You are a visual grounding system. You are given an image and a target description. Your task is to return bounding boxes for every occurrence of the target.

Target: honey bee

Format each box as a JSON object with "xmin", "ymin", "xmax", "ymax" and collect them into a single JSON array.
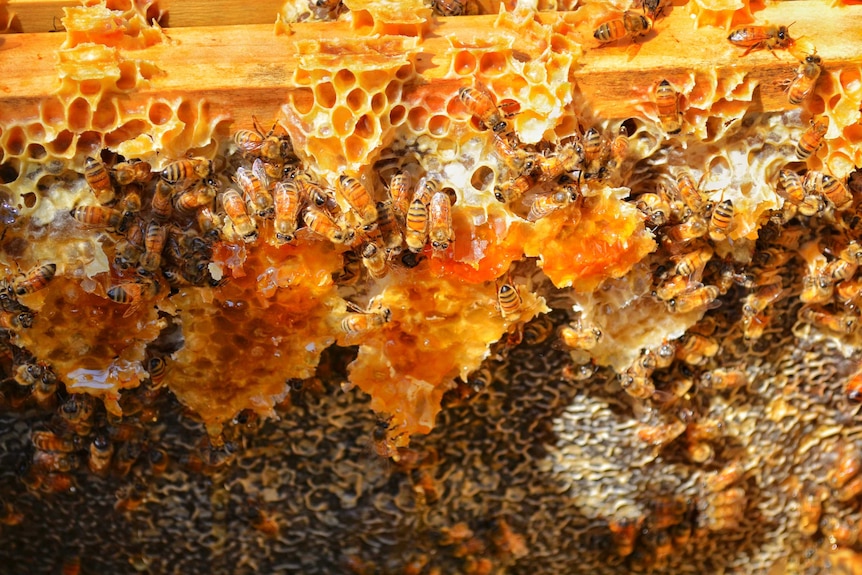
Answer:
[
  {"xmin": 655, "ymin": 80, "xmax": 682, "ymax": 135},
  {"xmin": 700, "ymin": 367, "xmax": 748, "ymax": 392},
  {"xmin": 173, "ymin": 183, "xmax": 216, "ymax": 215},
  {"xmin": 667, "ymin": 284, "xmax": 720, "ymax": 314},
  {"xmin": 234, "ymin": 117, "xmax": 293, "ymax": 163},
  {"xmin": 704, "ymin": 486, "xmax": 746, "ymax": 531},
  {"xmin": 234, "ymin": 163, "xmax": 274, "ymax": 218},
  {"xmin": 33, "ymin": 450, "xmax": 78, "ymax": 473},
  {"xmin": 826, "ymin": 258, "xmax": 857, "ymax": 283},
  {"xmin": 107, "ymin": 279, "xmax": 159, "ymax": 317},
  {"xmin": 113, "ymin": 440, "xmax": 143, "ymax": 478},
  {"xmin": 360, "ymin": 242, "xmax": 388, "ymax": 279},
  {"xmin": 528, "ymin": 189, "xmax": 575, "ymax": 221},
  {"xmin": 796, "ymin": 116, "xmax": 828, "ymax": 160},
  {"xmin": 32, "ymin": 430, "xmax": 77, "ymax": 453},
  {"xmin": 800, "ymin": 273, "xmax": 833, "ymax": 304},
  {"xmin": 428, "ymin": 191, "xmax": 454, "ymax": 251},
  {"xmin": 637, "ymin": 420, "xmax": 686, "ymax": 447},
  {"xmin": 593, "ymin": 11, "xmax": 652, "ymax": 44},
  {"xmin": 822, "ymin": 516, "xmax": 859, "ymax": 547},
  {"xmin": 375, "ymin": 200, "xmax": 403, "ymax": 257},
  {"xmin": 149, "ymin": 179, "xmax": 173, "ymax": 221},
  {"xmin": 798, "ymin": 191, "xmax": 826, "ymax": 217},
  {"xmin": 304, "ymin": 206, "xmax": 351, "ymax": 244},
  {"xmin": 727, "ymin": 24, "xmax": 794, "ymax": 56},
  {"xmin": 405, "ymin": 197, "xmax": 429, "ymax": 253},
  {"xmin": 494, "ymin": 171, "xmax": 537, "ymax": 203},
  {"xmin": 31, "ymin": 372, "xmax": 58, "ymax": 409},
  {"xmin": 559, "ymin": 319, "xmax": 603, "ymax": 350},
  {"xmin": 113, "ymin": 159, "xmax": 152, "ymax": 186},
  {"xmin": 806, "ymin": 170, "xmax": 852, "ymax": 211},
  {"xmin": 846, "ymin": 366, "xmax": 862, "ymax": 402},
  {"xmin": 608, "ymin": 516, "xmax": 644, "ymax": 557},
  {"xmin": 777, "ymin": 168, "xmax": 806, "ymax": 206},
  {"xmin": 148, "ymin": 447, "xmax": 169, "ymax": 475},
  {"xmin": 138, "ymin": 220, "xmax": 167, "ymax": 276},
  {"xmin": 676, "ymin": 331, "xmax": 719, "ymax": 364},
  {"xmin": 635, "ymin": 192, "xmax": 671, "ymax": 227},
  {"xmin": 431, "ymin": 0, "xmax": 467, "ymax": 16},
  {"xmin": 246, "ymin": 502, "xmax": 280, "ymax": 537},
  {"xmin": 59, "ymin": 394, "xmax": 95, "ymax": 436},
  {"xmin": 829, "ymin": 443, "xmax": 862, "ymax": 489},
  {"xmin": 338, "ymin": 175, "xmax": 377, "ymax": 229},
  {"xmin": 837, "ymin": 474, "xmax": 862, "ymax": 503},
  {"xmin": 663, "ymin": 215, "xmax": 708, "ymax": 244},
  {"xmin": 497, "ymin": 281, "xmax": 522, "ymax": 319},
  {"xmin": 197, "ymin": 205, "xmax": 222, "ymax": 239},
  {"xmin": 535, "ymin": 145, "xmax": 583, "ymax": 182},
  {"xmin": 648, "ymin": 496, "xmax": 687, "ymax": 530},
  {"xmin": 272, "ymin": 180, "xmax": 301, "ymax": 245},
  {"xmin": 12, "ymin": 263, "xmax": 56, "ymax": 296},
  {"xmin": 84, "ymin": 156, "xmax": 114, "ymax": 202},
  {"xmin": 494, "ymin": 135, "xmax": 538, "ymax": 175},
  {"xmin": 459, "ymin": 85, "xmax": 507, "ymax": 134},
  {"xmin": 787, "ymin": 54, "xmax": 822, "ymax": 105},
  {"xmin": 619, "ymin": 368, "xmax": 655, "ymax": 400},
  {"xmin": 672, "ymin": 244, "xmax": 713, "ymax": 277},
  {"xmin": 341, "ymin": 301, "xmax": 392, "ymax": 337},
  {"xmin": 388, "ymin": 170, "xmax": 413, "ymax": 217},
  {"xmin": 115, "ymin": 480, "xmax": 146, "ymax": 513},
  {"xmin": 798, "ymin": 487, "xmax": 825, "ymax": 536},
  {"xmin": 161, "ymin": 157, "xmax": 212, "ymax": 184},
  {"xmin": 70, "ymin": 205, "xmax": 123, "ymax": 229},
  {"xmin": 608, "ymin": 126, "xmax": 629, "ymax": 170},
  {"xmin": 117, "ymin": 186, "xmax": 142, "ymax": 230},
  {"xmin": 88, "ymin": 432, "xmax": 113, "ymax": 477},
  {"xmin": 708, "ymin": 198, "xmax": 734, "ymax": 242},
  {"xmin": 705, "ymin": 460, "xmax": 744, "ymax": 493},
  {"xmin": 801, "ymin": 306, "xmax": 859, "ymax": 334},
  {"xmin": 221, "ymin": 188, "xmax": 259, "ymax": 242},
  {"xmin": 742, "ymin": 282, "xmax": 787, "ymax": 318}
]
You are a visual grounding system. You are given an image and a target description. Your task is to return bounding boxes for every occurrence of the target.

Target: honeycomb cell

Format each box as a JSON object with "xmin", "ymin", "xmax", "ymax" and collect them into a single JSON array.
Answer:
[
  {"xmin": 177, "ymin": 100, "xmax": 196, "ymax": 126},
  {"xmin": 0, "ymin": 159, "xmax": 20, "ymax": 184},
  {"xmin": 407, "ymin": 107, "xmax": 429, "ymax": 133},
  {"xmin": 360, "ymin": 70, "xmax": 391, "ymax": 93},
  {"xmin": 478, "ymin": 51, "xmax": 508, "ymax": 77},
  {"xmin": 334, "ymin": 69, "xmax": 357, "ymax": 93},
  {"xmin": 291, "ymin": 88, "xmax": 315, "ymax": 115},
  {"xmin": 148, "ymin": 101, "xmax": 173, "ymax": 125},
  {"xmin": 385, "ymin": 81, "xmax": 402, "ymax": 104},
  {"xmin": 845, "ymin": 123, "xmax": 862, "ymax": 144},
  {"xmin": 428, "ymin": 115, "xmax": 451, "ymax": 136},
  {"xmin": 840, "ymin": 67, "xmax": 862, "ymax": 93},
  {"xmin": 354, "ymin": 114, "xmax": 376, "ymax": 139},
  {"xmin": 345, "ymin": 135, "xmax": 367, "ymax": 164},
  {"xmin": 116, "ymin": 61, "xmax": 139, "ymax": 91},
  {"xmin": 76, "ymin": 130, "xmax": 103, "ymax": 154},
  {"xmin": 454, "ymin": 51, "xmax": 478, "ymax": 75},
  {"xmin": 21, "ymin": 192, "xmax": 36, "ymax": 208},
  {"xmin": 26, "ymin": 123, "xmax": 45, "ymax": 142},
  {"xmin": 27, "ymin": 144, "xmax": 47, "ymax": 160},
  {"xmin": 470, "ymin": 165, "xmax": 494, "ymax": 191},
  {"xmin": 346, "ymin": 89, "xmax": 368, "ymax": 113},
  {"xmin": 389, "ymin": 105, "xmax": 407, "ymax": 126},
  {"xmin": 67, "ymin": 97, "xmax": 92, "ymax": 132},
  {"xmin": 106, "ymin": 0, "xmax": 132, "ymax": 12},
  {"xmin": 4, "ymin": 125, "xmax": 26, "ymax": 156},
  {"xmin": 105, "ymin": 120, "xmax": 148, "ymax": 148},
  {"xmin": 294, "ymin": 69, "xmax": 313, "ymax": 86},
  {"xmin": 396, "ymin": 64, "xmax": 414, "ymax": 81},
  {"xmin": 79, "ymin": 79, "xmax": 103, "ymax": 97},
  {"xmin": 332, "ymin": 106, "xmax": 354, "ymax": 137},
  {"xmin": 315, "ymin": 83, "xmax": 338, "ymax": 109},
  {"xmin": 92, "ymin": 100, "xmax": 118, "ymax": 131},
  {"xmin": 370, "ymin": 92, "xmax": 386, "ymax": 115},
  {"xmin": 40, "ymin": 98, "xmax": 66, "ymax": 126}
]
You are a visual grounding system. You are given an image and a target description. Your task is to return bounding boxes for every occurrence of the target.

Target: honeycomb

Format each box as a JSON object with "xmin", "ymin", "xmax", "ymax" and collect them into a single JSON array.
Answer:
[{"xmin": 2, "ymin": 0, "xmax": 862, "ymax": 573}]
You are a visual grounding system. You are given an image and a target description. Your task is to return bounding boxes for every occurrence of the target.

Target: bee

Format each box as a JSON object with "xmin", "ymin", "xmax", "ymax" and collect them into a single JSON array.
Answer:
[
  {"xmin": 148, "ymin": 179, "xmax": 173, "ymax": 221},
  {"xmin": 234, "ymin": 164, "xmax": 274, "ymax": 218},
  {"xmin": 84, "ymin": 156, "xmax": 114, "ymax": 202},
  {"xmin": 837, "ymin": 474, "xmax": 862, "ymax": 502},
  {"xmin": 796, "ymin": 116, "xmax": 828, "ymax": 160},
  {"xmin": 672, "ymin": 245, "xmax": 713, "ymax": 277},
  {"xmin": 138, "ymin": 220, "xmax": 167, "ymax": 276},
  {"xmin": 492, "ymin": 518, "xmax": 528, "ymax": 559},
  {"xmin": 70, "ymin": 205, "xmax": 123, "ymax": 229},
  {"xmin": 648, "ymin": 496, "xmax": 687, "ymax": 530},
  {"xmin": 838, "ymin": 278, "xmax": 862, "ymax": 307},
  {"xmin": 708, "ymin": 199, "xmax": 734, "ymax": 241},
  {"xmin": 497, "ymin": 281, "xmax": 522, "ymax": 319},
  {"xmin": 458, "ymin": 85, "xmax": 507, "ymax": 134},
  {"xmin": 829, "ymin": 443, "xmax": 862, "ymax": 489},
  {"xmin": 246, "ymin": 502, "xmax": 280, "ymax": 537},
  {"xmin": 494, "ymin": 171, "xmax": 537, "ymax": 203},
  {"xmin": 88, "ymin": 432, "xmax": 113, "ymax": 476},
  {"xmin": 431, "ymin": 0, "xmax": 466, "ymax": 16},
  {"xmin": 304, "ymin": 206, "xmax": 351, "ymax": 244},
  {"xmin": 405, "ymin": 197, "xmax": 429, "ymax": 253},
  {"xmin": 787, "ymin": 54, "xmax": 822, "ymax": 105},
  {"xmin": 826, "ymin": 258, "xmax": 857, "ymax": 283},
  {"xmin": 31, "ymin": 372, "xmax": 58, "ymax": 409},
  {"xmin": 535, "ymin": 145, "xmax": 583, "ymax": 182},
  {"xmin": 161, "ymin": 157, "xmax": 211, "ymax": 184},
  {"xmin": 272, "ymin": 180, "xmax": 301, "ymax": 245},
  {"xmin": 388, "ymin": 170, "xmax": 413, "ymax": 217},
  {"xmin": 115, "ymin": 480, "xmax": 146, "ymax": 513},
  {"xmin": 32, "ymin": 430, "xmax": 77, "ymax": 453},
  {"xmin": 341, "ymin": 301, "xmax": 392, "ymax": 337},
  {"xmin": 197, "ymin": 205, "xmax": 222, "ymax": 239},
  {"xmin": 704, "ymin": 486, "xmax": 746, "ymax": 531},
  {"xmin": 375, "ymin": 200, "xmax": 403, "ymax": 256},
  {"xmin": 635, "ymin": 192, "xmax": 671, "ymax": 227},
  {"xmin": 338, "ymin": 175, "xmax": 377, "ymax": 229},
  {"xmin": 806, "ymin": 170, "xmax": 852, "ymax": 211},
  {"xmin": 777, "ymin": 168, "xmax": 806, "ymax": 206},
  {"xmin": 148, "ymin": 447, "xmax": 169, "ymax": 476},
  {"xmin": 234, "ymin": 117, "xmax": 293, "ymax": 163},
  {"xmin": 799, "ymin": 487, "xmax": 825, "ymax": 536},
  {"xmin": 528, "ymin": 189, "xmax": 575, "ymax": 221},
  {"xmin": 705, "ymin": 460, "xmax": 744, "ymax": 493},
  {"xmin": 33, "ymin": 449, "xmax": 78, "ymax": 473},
  {"xmin": 113, "ymin": 159, "xmax": 152, "ymax": 186},
  {"xmin": 361, "ymin": 242, "xmax": 388, "ymax": 279},
  {"xmin": 801, "ymin": 306, "xmax": 859, "ymax": 334},
  {"xmin": 608, "ymin": 126, "xmax": 629, "ymax": 170},
  {"xmin": 619, "ymin": 368, "xmax": 655, "ymax": 400},
  {"xmin": 822, "ymin": 516, "xmax": 859, "ymax": 547},
  {"xmin": 667, "ymin": 285, "xmax": 720, "ymax": 314},
  {"xmin": 700, "ymin": 367, "xmax": 748, "ymax": 392},
  {"xmin": 846, "ymin": 366, "xmax": 862, "ymax": 402},
  {"xmin": 559, "ymin": 319, "xmax": 603, "ymax": 350},
  {"xmin": 593, "ymin": 11, "xmax": 652, "ymax": 44},
  {"xmin": 428, "ymin": 191, "xmax": 454, "ymax": 251},
  {"xmin": 581, "ymin": 127, "xmax": 608, "ymax": 179},
  {"xmin": 495, "ymin": 135, "xmax": 538, "ymax": 175},
  {"xmin": 59, "ymin": 394, "xmax": 95, "ymax": 436},
  {"xmin": 608, "ymin": 516, "xmax": 643, "ymax": 557},
  {"xmin": 113, "ymin": 440, "xmax": 143, "ymax": 478},
  {"xmin": 742, "ymin": 282, "xmax": 787, "ymax": 318},
  {"xmin": 107, "ymin": 280, "xmax": 159, "ymax": 317},
  {"xmin": 12, "ymin": 263, "xmax": 56, "ymax": 296},
  {"xmin": 676, "ymin": 332, "xmax": 719, "ymax": 364},
  {"xmin": 800, "ymin": 273, "xmax": 833, "ymax": 304},
  {"xmin": 663, "ymin": 215, "xmax": 708, "ymax": 244},
  {"xmin": 221, "ymin": 188, "xmax": 259, "ymax": 242},
  {"xmin": 655, "ymin": 80, "xmax": 682, "ymax": 135},
  {"xmin": 727, "ymin": 24, "xmax": 794, "ymax": 56},
  {"xmin": 413, "ymin": 177, "xmax": 438, "ymax": 206}
]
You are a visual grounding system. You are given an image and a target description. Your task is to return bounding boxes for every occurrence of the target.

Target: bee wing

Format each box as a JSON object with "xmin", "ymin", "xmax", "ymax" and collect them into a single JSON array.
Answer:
[
  {"xmin": 728, "ymin": 28, "xmax": 770, "ymax": 47},
  {"xmin": 252, "ymin": 158, "xmax": 270, "ymax": 189}
]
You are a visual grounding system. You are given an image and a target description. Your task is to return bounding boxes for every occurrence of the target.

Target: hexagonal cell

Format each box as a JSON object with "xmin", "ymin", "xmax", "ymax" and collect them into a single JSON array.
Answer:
[
  {"xmin": 40, "ymin": 98, "xmax": 66, "ymax": 126},
  {"xmin": 344, "ymin": 134, "xmax": 367, "ymax": 164},
  {"xmin": 117, "ymin": 61, "xmax": 139, "ymax": 91},
  {"xmin": 105, "ymin": 120, "xmax": 148, "ymax": 148},
  {"xmin": 76, "ymin": 131, "xmax": 103, "ymax": 154},
  {"xmin": 3, "ymin": 125, "xmax": 27, "ymax": 156},
  {"xmin": 67, "ymin": 97, "xmax": 92, "ymax": 132},
  {"xmin": 148, "ymin": 101, "xmax": 174, "ymax": 126},
  {"xmin": 360, "ymin": 70, "xmax": 391, "ymax": 93},
  {"xmin": 389, "ymin": 105, "xmax": 407, "ymax": 127},
  {"xmin": 354, "ymin": 114, "xmax": 377, "ymax": 140},
  {"xmin": 407, "ymin": 106, "xmax": 429, "ymax": 133},
  {"xmin": 332, "ymin": 106, "xmax": 355, "ymax": 138},
  {"xmin": 27, "ymin": 143, "xmax": 47, "ymax": 161},
  {"xmin": 370, "ymin": 92, "xmax": 387, "ymax": 115},
  {"xmin": 385, "ymin": 81, "xmax": 403, "ymax": 105},
  {"xmin": 334, "ymin": 69, "xmax": 357, "ymax": 93},
  {"xmin": 291, "ymin": 88, "xmax": 315, "ymax": 115},
  {"xmin": 93, "ymin": 99, "xmax": 119, "ymax": 132},
  {"xmin": 346, "ymin": 88, "xmax": 368, "ymax": 113},
  {"xmin": 428, "ymin": 115, "xmax": 451, "ymax": 137},
  {"xmin": 48, "ymin": 130, "xmax": 75, "ymax": 156},
  {"xmin": 80, "ymin": 79, "xmax": 103, "ymax": 97},
  {"xmin": 0, "ymin": 159, "xmax": 20, "ymax": 184},
  {"xmin": 478, "ymin": 51, "xmax": 509, "ymax": 77},
  {"xmin": 453, "ymin": 50, "xmax": 478, "ymax": 76},
  {"xmin": 177, "ymin": 99, "xmax": 197, "ymax": 126},
  {"xmin": 315, "ymin": 82, "xmax": 338, "ymax": 110}
]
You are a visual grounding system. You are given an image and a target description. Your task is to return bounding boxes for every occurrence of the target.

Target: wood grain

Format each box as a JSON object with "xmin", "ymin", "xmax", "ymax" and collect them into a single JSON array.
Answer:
[{"xmin": 0, "ymin": 1, "xmax": 860, "ymax": 137}]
